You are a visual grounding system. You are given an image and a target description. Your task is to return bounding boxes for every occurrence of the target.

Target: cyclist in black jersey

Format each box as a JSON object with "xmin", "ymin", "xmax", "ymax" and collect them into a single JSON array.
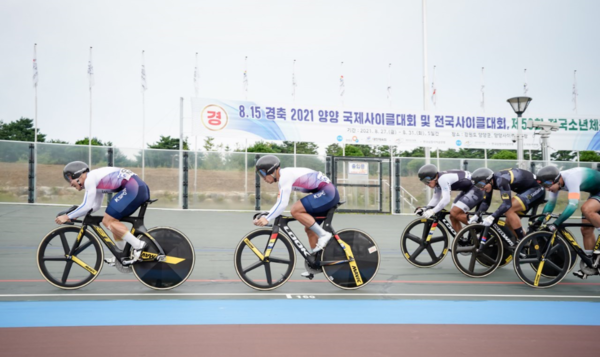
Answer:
[
  {"xmin": 471, "ymin": 167, "xmax": 544, "ymax": 242},
  {"xmin": 417, "ymin": 164, "xmax": 484, "ymax": 233}
]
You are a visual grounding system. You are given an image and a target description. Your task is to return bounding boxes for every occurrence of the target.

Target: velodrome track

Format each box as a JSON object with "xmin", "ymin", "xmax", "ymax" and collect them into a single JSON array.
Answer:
[{"xmin": 1, "ymin": 203, "xmax": 599, "ymax": 356}]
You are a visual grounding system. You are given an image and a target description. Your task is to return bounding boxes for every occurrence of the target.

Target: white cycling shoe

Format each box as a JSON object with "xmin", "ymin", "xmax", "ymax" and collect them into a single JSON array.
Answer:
[{"xmin": 311, "ymin": 232, "xmax": 332, "ymax": 254}]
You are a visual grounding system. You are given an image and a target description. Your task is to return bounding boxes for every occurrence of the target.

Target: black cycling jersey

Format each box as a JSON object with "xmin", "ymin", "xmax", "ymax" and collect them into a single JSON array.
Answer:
[{"xmin": 477, "ymin": 168, "xmax": 540, "ymax": 218}]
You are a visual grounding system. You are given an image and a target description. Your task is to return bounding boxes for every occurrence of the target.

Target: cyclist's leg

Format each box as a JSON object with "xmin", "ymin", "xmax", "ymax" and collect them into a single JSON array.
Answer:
[
  {"xmin": 104, "ymin": 176, "xmax": 149, "ymax": 252},
  {"xmin": 510, "ymin": 186, "xmax": 544, "ymax": 241},
  {"xmin": 293, "ymin": 184, "xmax": 339, "ymax": 252},
  {"xmin": 451, "ymin": 188, "xmax": 483, "ymax": 232},
  {"xmin": 580, "ymin": 196, "xmax": 600, "ymax": 250}
]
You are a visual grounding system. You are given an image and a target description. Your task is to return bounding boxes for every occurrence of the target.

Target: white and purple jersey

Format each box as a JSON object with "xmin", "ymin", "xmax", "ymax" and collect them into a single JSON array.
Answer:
[
  {"xmin": 68, "ymin": 167, "xmax": 136, "ymax": 219},
  {"xmin": 265, "ymin": 168, "xmax": 331, "ymax": 221}
]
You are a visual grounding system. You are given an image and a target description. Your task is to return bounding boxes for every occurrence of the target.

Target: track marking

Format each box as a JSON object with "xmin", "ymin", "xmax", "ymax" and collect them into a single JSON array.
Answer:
[{"xmin": 1, "ymin": 292, "xmax": 600, "ymax": 299}]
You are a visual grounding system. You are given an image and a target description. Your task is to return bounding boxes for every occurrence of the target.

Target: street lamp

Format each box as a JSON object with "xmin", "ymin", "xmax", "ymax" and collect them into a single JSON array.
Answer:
[{"xmin": 507, "ymin": 96, "xmax": 532, "ymax": 169}]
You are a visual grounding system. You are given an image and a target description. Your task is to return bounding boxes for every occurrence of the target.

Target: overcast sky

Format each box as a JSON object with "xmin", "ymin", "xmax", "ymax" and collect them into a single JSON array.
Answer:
[{"xmin": 1, "ymin": 0, "xmax": 598, "ymax": 150}]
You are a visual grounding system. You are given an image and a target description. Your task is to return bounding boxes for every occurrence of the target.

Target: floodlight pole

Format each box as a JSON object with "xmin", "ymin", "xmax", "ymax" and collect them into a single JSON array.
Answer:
[{"xmin": 507, "ymin": 96, "xmax": 532, "ymax": 170}]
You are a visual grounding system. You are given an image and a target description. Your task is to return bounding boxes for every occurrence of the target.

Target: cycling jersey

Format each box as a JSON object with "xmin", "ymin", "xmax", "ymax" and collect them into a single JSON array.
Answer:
[
  {"xmin": 427, "ymin": 170, "xmax": 477, "ymax": 213},
  {"xmin": 542, "ymin": 167, "xmax": 600, "ymax": 226},
  {"xmin": 68, "ymin": 167, "xmax": 139, "ymax": 219},
  {"xmin": 265, "ymin": 168, "xmax": 335, "ymax": 221},
  {"xmin": 478, "ymin": 168, "xmax": 542, "ymax": 219}
]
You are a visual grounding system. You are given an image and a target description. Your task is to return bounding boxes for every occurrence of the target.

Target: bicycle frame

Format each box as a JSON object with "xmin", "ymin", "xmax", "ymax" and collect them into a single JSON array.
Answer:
[
  {"xmin": 66, "ymin": 201, "xmax": 168, "ymax": 269},
  {"xmin": 244, "ymin": 206, "xmax": 365, "ymax": 286}
]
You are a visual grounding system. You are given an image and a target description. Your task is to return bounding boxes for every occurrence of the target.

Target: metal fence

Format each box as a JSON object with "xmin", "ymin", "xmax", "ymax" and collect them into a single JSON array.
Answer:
[{"xmin": 1, "ymin": 139, "xmax": 599, "ymax": 216}]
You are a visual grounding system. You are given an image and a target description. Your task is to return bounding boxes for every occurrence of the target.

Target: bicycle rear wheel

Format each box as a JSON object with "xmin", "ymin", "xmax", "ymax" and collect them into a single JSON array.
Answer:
[
  {"xmin": 523, "ymin": 231, "xmax": 577, "ymax": 277},
  {"xmin": 451, "ymin": 224, "xmax": 503, "ymax": 278},
  {"xmin": 513, "ymin": 232, "xmax": 571, "ymax": 288},
  {"xmin": 322, "ymin": 229, "xmax": 380, "ymax": 290},
  {"xmin": 132, "ymin": 227, "xmax": 195, "ymax": 290},
  {"xmin": 400, "ymin": 218, "xmax": 449, "ymax": 268},
  {"xmin": 37, "ymin": 226, "xmax": 103, "ymax": 289},
  {"xmin": 234, "ymin": 229, "xmax": 295, "ymax": 291}
]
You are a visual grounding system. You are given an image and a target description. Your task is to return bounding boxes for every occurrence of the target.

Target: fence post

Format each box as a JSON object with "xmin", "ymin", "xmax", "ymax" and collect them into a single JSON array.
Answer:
[
  {"xmin": 107, "ymin": 148, "xmax": 114, "ymax": 203},
  {"xmin": 28, "ymin": 144, "xmax": 35, "ymax": 203},
  {"xmin": 395, "ymin": 158, "xmax": 400, "ymax": 214},
  {"xmin": 182, "ymin": 152, "xmax": 189, "ymax": 209},
  {"xmin": 325, "ymin": 156, "xmax": 332, "ymax": 181},
  {"xmin": 597, "ymin": 163, "xmax": 600, "ymax": 172},
  {"xmin": 463, "ymin": 159, "xmax": 469, "ymax": 171},
  {"xmin": 530, "ymin": 161, "xmax": 536, "ymax": 173},
  {"xmin": 255, "ymin": 154, "xmax": 261, "ymax": 211}
]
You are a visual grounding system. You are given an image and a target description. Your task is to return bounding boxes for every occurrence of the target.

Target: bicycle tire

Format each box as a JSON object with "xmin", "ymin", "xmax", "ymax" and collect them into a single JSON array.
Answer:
[
  {"xmin": 400, "ymin": 218, "xmax": 449, "ymax": 268},
  {"xmin": 322, "ymin": 229, "xmax": 380, "ymax": 290},
  {"xmin": 525, "ymin": 231, "xmax": 576, "ymax": 277},
  {"xmin": 513, "ymin": 232, "xmax": 571, "ymax": 288},
  {"xmin": 37, "ymin": 226, "xmax": 104, "ymax": 290},
  {"xmin": 132, "ymin": 227, "xmax": 195, "ymax": 290},
  {"xmin": 451, "ymin": 224, "xmax": 503, "ymax": 278},
  {"xmin": 234, "ymin": 228, "xmax": 296, "ymax": 291}
]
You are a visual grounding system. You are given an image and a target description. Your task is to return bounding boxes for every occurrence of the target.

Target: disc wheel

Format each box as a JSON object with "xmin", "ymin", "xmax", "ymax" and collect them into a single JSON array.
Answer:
[
  {"xmin": 400, "ymin": 218, "xmax": 449, "ymax": 268},
  {"xmin": 513, "ymin": 232, "xmax": 571, "ymax": 288},
  {"xmin": 451, "ymin": 224, "xmax": 503, "ymax": 278},
  {"xmin": 234, "ymin": 229, "xmax": 296, "ymax": 291},
  {"xmin": 322, "ymin": 229, "xmax": 380, "ymax": 290},
  {"xmin": 37, "ymin": 226, "xmax": 103, "ymax": 290},
  {"xmin": 132, "ymin": 227, "xmax": 195, "ymax": 290}
]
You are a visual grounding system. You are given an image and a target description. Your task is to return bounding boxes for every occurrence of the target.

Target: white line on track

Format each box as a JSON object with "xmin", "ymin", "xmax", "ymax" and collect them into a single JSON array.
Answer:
[{"xmin": 1, "ymin": 293, "xmax": 600, "ymax": 299}]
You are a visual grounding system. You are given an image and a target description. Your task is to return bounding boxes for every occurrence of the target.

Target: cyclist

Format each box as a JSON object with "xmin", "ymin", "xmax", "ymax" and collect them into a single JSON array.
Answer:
[
  {"xmin": 470, "ymin": 167, "xmax": 544, "ymax": 243},
  {"xmin": 536, "ymin": 165, "xmax": 600, "ymax": 279},
  {"xmin": 54, "ymin": 161, "xmax": 149, "ymax": 265},
  {"xmin": 416, "ymin": 164, "xmax": 484, "ymax": 233},
  {"xmin": 253, "ymin": 155, "xmax": 339, "ymax": 275}
]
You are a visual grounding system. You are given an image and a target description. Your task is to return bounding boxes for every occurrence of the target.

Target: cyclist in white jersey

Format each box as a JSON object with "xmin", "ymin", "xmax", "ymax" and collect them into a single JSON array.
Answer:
[
  {"xmin": 253, "ymin": 155, "xmax": 340, "ymax": 260},
  {"xmin": 54, "ymin": 161, "xmax": 149, "ymax": 265}
]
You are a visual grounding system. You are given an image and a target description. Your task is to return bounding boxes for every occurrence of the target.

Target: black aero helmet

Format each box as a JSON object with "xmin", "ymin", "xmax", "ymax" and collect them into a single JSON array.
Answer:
[
  {"xmin": 471, "ymin": 167, "xmax": 494, "ymax": 189},
  {"xmin": 63, "ymin": 161, "xmax": 89, "ymax": 183},
  {"xmin": 417, "ymin": 164, "xmax": 438, "ymax": 183},
  {"xmin": 536, "ymin": 165, "xmax": 561, "ymax": 188},
  {"xmin": 256, "ymin": 155, "xmax": 280, "ymax": 178}
]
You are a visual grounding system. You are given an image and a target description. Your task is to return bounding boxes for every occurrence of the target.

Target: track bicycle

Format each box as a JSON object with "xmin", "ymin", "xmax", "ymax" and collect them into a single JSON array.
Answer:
[
  {"xmin": 513, "ymin": 213, "xmax": 596, "ymax": 288},
  {"xmin": 450, "ymin": 200, "xmax": 555, "ymax": 278},
  {"xmin": 234, "ymin": 201, "xmax": 380, "ymax": 290},
  {"xmin": 37, "ymin": 199, "xmax": 195, "ymax": 290}
]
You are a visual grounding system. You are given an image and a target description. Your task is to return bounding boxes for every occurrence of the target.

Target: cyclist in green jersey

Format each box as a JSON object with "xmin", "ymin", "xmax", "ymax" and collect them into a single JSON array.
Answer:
[{"xmin": 537, "ymin": 166, "xmax": 600, "ymax": 278}]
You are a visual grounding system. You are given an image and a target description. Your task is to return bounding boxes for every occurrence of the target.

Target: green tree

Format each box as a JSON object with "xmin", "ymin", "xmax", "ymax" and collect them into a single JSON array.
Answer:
[
  {"xmin": 75, "ymin": 137, "xmax": 112, "ymax": 146},
  {"xmin": 245, "ymin": 141, "xmax": 276, "ymax": 153},
  {"xmin": 0, "ymin": 117, "xmax": 46, "ymax": 142},
  {"xmin": 148, "ymin": 135, "xmax": 189, "ymax": 150},
  {"xmin": 47, "ymin": 139, "xmax": 69, "ymax": 144},
  {"xmin": 579, "ymin": 151, "xmax": 600, "ymax": 162},
  {"xmin": 551, "ymin": 150, "xmax": 576, "ymax": 162},
  {"xmin": 203, "ymin": 136, "xmax": 215, "ymax": 151},
  {"xmin": 271, "ymin": 141, "xmax": 318, "ymax": 155},
  {"xmin": 491, "ymin": 150, "xmax": 517, "ymax": 160}
]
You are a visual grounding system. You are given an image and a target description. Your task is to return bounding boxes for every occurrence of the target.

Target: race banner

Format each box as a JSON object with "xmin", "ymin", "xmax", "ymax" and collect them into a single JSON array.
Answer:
[{"xmin": 192, "ymin": 97, "xmax": 600, "ymax": 151}]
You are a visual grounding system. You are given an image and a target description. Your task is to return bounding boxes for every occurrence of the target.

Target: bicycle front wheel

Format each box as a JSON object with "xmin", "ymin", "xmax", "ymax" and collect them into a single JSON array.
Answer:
[
  {"xmin": 451, "ymin": 224, "xmax": 503, "ymax": 278},
  {"xmin": 234, "ymin": 229, "xmax": 296, "ymax": 291},
  {"xmin": 37, "ymin": 226, "xmax": 104, "ymax": 290},
  {"xmin": 132, "ymin": 227, "xmax": 195, "ymax": 290},
  {"xmin": 400, "ymin": 218, "xmax": 449, "ymax": 268},
  {"xmin": 322, "ymin": 229, "xmax": 380, "ymax": 290},
  {"xmin": 513, "ymin": 232, "xmax": 571, "ymax": 288}
]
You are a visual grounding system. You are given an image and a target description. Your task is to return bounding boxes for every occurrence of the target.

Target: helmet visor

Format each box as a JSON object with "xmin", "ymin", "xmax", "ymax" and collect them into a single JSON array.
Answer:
[
  {"xmin": 538, "ymin": 179, "xmax": 555, "ymax": 188},
  {"xmin": 473, "ymin": 180, "xmax": 488, "ymax": 189},
  {"xmin": 257, "ymin": 169, "xmax": 268, "ymax": 178},
  {"xmin": 420, "ymin": 176, "xmax": 434, "ymax": 184}
]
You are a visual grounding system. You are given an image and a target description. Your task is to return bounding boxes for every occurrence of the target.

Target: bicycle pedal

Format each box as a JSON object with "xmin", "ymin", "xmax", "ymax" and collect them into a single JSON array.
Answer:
[{"xmin": 157, "ymin": 254, "xmax": 166, "ymax": 262}]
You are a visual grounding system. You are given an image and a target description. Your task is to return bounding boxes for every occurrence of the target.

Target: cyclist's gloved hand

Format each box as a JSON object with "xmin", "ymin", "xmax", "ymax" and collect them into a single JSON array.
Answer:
[
  {"xmin": 482, "ymin": 216, "xmax": 494, "ymax": 227},
  {"xmin": 546, "ymin": 223, "xmax": 557, "ymax": 232},
  {"xmin": 468, "ymin": 214, "xmax": 479, "ymax": 224},
  {"xmin": 414, "ymin": 207, "xmax": 424, "ymax": 216},
  {"xmin": 422, "ymin": 209, "xmax": 435, "ymax": 219}
]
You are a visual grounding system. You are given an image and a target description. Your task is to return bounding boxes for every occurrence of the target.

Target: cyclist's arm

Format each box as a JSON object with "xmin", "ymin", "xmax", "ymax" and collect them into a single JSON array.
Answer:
[
  {"xmin": 265, "ymin": 186, "xmax": 292, "ymax": 222},
  {"xmin": 430, "ymin": 180, "xmax": 451, "ymax": 213},
  {"xmin": 426, "ymin": 186, "xmax": 442, "ymax": 209},
  {"xmin": 491, "ymin": 178, "xmax": 512, "ymax": 219},
  {"xmin": 476, "ymin": 190, "xmax": 492, "ymax": 215},
  {"xmin": 553, "ymin": 174, "xmax": 582, "ymax": 226},
  {"xmin": 67, "ymin": 184, "xmax": 100, "ymax": 220},
  {"xmin": 540, "ymin": 191, "xmax": 558, "ymax": 216}
]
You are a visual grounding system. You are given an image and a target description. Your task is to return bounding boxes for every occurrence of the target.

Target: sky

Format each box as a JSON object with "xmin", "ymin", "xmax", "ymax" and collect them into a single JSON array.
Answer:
[{"xmin": 1, "ymin": 0, "xmax": 599, "ymax": 152}]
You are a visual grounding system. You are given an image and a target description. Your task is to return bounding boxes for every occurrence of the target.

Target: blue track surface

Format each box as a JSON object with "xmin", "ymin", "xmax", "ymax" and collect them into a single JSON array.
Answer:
[{"xmin": 2, "ymin": 300, "xmax": 599, "ymax": 327}]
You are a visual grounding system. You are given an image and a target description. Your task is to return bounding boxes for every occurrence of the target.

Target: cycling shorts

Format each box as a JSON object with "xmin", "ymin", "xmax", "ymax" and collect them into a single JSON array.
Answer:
[
  {"xmin": 452, "ymin": 187, "xmax": 484, "ymax": 213},
  {"xmin": 105, "ymin": 175, "xmax": 150, "ymax": 220},
  {"xmin": 514, "ymin": 186, "xmax": 545, "ymax": 212},
  {"xmin": 300, "ymin": 183, "xmax": 340, "ymax": 216}
]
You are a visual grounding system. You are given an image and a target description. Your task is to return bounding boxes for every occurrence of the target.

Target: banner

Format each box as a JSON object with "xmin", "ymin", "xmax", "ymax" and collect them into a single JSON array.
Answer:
[{"xmin": 192, "ymin": 98, "xmax": 600, "ymax": 151}]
